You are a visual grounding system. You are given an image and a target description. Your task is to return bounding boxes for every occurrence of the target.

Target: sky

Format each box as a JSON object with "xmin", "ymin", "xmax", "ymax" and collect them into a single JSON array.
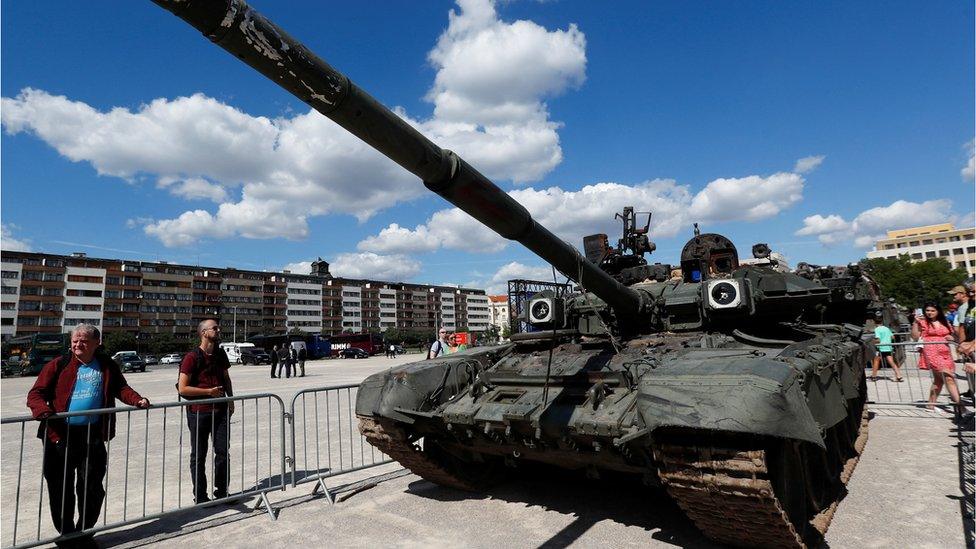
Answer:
[{"xmin": 2, "ymin": 0, "xmax": 974, "ymax": 294}]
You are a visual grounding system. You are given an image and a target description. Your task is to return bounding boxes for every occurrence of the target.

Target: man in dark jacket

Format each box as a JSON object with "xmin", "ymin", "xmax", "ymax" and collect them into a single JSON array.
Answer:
[
  {"xmin": 270, "ymin": 343, "xmax": 279, "ymax": 378},
  {"xmin": 27, "ymin": 324, "xmax": 149, "ymax": 547},
  {"xmin": 278, "ymin": 344, "xmax": 291, "ymax": 378},
  {"xmin": 297, "ymin": 346, "xmax": 307, "ymax": 377}
]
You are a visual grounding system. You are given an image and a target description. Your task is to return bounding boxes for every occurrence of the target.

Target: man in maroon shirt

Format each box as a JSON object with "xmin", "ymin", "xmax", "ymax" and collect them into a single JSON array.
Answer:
[
  {"xmin": 27, "ymin": 324, "xmax": 149, "ymax": 547},
  {"xmin": 177, "ymin": 318, "xmax": 234, "ymax": 503}
]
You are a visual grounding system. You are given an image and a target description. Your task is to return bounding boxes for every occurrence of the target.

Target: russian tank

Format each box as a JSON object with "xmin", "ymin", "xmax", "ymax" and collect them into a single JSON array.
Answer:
[{"xmin": 152, "ymin": 2, "xmax": 872, "ymax": 546}]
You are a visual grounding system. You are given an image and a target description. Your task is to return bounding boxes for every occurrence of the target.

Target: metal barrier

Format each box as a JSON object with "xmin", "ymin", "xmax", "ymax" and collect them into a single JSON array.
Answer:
[
  {"xmin": 1, "ymin": 394, "xmax": 287, "ymax": 549},
  {"xmin": 866, "ymin": 338, "xmax": 973, "ymax": 410},
  {"xmin": 288, "ymin": 384, "xmax": 393, "ymax": 502}
]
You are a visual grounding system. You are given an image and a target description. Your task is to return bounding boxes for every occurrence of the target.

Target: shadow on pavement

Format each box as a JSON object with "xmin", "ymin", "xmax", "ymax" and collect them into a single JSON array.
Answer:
[{"xmin": 406, "ymin": 466, "xmax": 713, "ymax": 548}]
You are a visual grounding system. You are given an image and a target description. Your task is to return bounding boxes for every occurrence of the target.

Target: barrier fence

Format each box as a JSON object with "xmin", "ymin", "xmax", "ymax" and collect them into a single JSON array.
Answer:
[
  {"xmin": 1, "ymin": 394, "xmax": 287, "ymax": 549},
  {"xmin": 4, "ymin": 336, "xmax": 973, "ymax": 548},
  {"xmin": 866, "ymin": 334, "xmax": 973, "ymax": 410},
  {"xmin": 288, "ymin": 384, "xmax": 393, "ymax": 502}
]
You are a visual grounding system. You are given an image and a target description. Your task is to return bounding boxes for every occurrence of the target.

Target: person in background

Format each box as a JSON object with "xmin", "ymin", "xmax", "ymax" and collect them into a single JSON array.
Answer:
[
  {"xmin": 912, "ymin": 302, "xmax": 962, "ymax": 416},
  {"xmin": 277, "ymin": 344, "xmax": 291, "ymax": 378},
  {"xmin": 27, "ymin": 324, "xmax": 150, "ymax": 548},
  {"xmin": 270, "ymin": 344, "xmax": 279, "ymax": 379},
  {"xmin": 177, "ymin": 319, "xmax": 234, "ymax": 503},
  {"xmin": 870, "ymin": 317, "xmax": 904, "ymax": 382},
  {"xmin": 951, "ymin": 284, "xmax": 974, "ymax": 402},
  {"xmin": 427, "ymin": 327, "xmax": 449, "ymax": 359},
  {"xmin": 298, "ymin": 345, "xmax": 307, "ymax": 377}
]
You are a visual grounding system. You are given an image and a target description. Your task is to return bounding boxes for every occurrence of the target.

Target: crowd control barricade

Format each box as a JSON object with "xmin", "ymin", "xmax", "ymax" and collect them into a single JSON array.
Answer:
[
  {"xmin": 288, "ymin": 384, "xmax": 393, "ymax": 502},
  {"xmin": 865, "ymin": 336, "xmax": 972, "ymax": 409},
  {"xmin": 1, "ymin": 394, "xmax": 287, "ymax": 549}
]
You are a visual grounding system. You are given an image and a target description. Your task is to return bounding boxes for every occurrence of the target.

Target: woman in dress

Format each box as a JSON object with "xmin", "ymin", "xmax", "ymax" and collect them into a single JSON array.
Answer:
[{"xmin": 912, "ymin": 302, "xmax": 961, "ymax": 414}]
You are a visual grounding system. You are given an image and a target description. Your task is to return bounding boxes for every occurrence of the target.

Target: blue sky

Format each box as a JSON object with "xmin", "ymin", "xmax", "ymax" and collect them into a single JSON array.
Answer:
[{"xmin": 2, "ymin": 0, "xmax": 973, "ymax": 293}]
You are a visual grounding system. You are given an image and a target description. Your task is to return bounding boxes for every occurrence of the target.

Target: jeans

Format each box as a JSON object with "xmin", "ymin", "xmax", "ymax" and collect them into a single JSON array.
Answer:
[
  {"xmin": 42, "ymin": 425, "xmax": 106, "ymax": 537},
  {"xmin": 186, "ymin": 409, "xmax": 230, "ymax": 501}
]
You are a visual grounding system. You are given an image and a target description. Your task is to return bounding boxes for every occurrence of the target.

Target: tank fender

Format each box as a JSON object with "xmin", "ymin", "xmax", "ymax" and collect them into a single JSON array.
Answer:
[
  {"xmin": 636, "ymin": 357, "xmax": 825, "ymax": 448},
  {"xmin": 355, "ymin": 345, "xmax": 511, "ymax": 421}
]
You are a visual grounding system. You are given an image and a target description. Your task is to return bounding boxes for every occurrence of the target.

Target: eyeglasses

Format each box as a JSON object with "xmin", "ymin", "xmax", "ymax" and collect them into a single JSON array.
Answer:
[{"xmin": 208, "ymin": 326, "xmax": 221, "ymax": 331}]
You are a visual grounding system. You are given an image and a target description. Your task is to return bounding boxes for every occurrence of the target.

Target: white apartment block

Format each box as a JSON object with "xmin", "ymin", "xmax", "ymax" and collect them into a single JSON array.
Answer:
[
  {"xmin": 62, "ymin": 266, "xmax": 106, "ymax": 332},
  {"xmin": 340, "ymin": 285, "xmax": 363, "ymax": 333},
  {"xmin": 379, "ymin": 288, "xmax": 397, "ymax": 330},
  {"xmin": 440, "ymin": 292, "xmax": 456, "ymax": 330},
  {"xmin": 866, "ymin": 223, "xmax": 976, "ymax": 277},
  {"xmin": 285, "ymin": 280, "xmax": 322, "ymax": 333},
  {"xmin": 1, "ymin": 261, "xmax": 23, "ymax": 337},
  {"xmin": 465, "ymin": 294, "xmax": 491, "ymax": 331}
]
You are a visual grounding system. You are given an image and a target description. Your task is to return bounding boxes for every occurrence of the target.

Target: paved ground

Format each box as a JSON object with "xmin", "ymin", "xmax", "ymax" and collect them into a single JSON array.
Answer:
[{"xmin": 2, "ymin": 353, "xmax": 973, "ymax": 548}]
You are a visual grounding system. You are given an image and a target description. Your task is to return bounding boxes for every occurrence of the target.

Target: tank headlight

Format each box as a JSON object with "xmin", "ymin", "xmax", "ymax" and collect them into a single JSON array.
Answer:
[{"xmin": 706, "ymin": 280, "xmax": 743, "ymax": 309}]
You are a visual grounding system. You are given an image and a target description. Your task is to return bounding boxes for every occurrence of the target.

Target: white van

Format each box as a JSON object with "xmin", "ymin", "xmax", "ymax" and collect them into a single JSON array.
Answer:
[{"xmin": 219, "ymin": 342, "xmax": 255, "ymax": 364}]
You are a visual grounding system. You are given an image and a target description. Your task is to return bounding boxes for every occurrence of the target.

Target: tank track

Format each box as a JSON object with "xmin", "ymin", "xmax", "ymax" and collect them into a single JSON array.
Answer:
[
  {"xmin": 357, "ymin": 417, "xmax": 478, "ymax": 491},
  {"xmin": 654, "ymin": 409, "xmax": 869, "ymax": 548}
]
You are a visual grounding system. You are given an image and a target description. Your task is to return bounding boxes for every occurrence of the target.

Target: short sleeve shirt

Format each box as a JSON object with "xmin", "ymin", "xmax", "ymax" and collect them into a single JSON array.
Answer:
[
  {"xmin": 874, "ymin": 326, "xmax": 894, "ymax": 353},
  {"xmin": 429, "ymin": 340, "xmax": 445, "ymax": 358},
  {"xmin": 180, "ymin": 349, "xmax": 230, "ymax": 412},
  {"xmin": 67, "ymin": 358, "xmax": 103, "ymax": 425},
  {"xmin": 954, "ymin": 302, "xmax": 969, "ymax": 328}
]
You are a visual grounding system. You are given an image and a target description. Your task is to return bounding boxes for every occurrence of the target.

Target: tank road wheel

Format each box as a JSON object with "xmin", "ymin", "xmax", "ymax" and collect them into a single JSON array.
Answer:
[{"xmin": 358, "ymin": 417, "xmax": 500, "ymax": 492}]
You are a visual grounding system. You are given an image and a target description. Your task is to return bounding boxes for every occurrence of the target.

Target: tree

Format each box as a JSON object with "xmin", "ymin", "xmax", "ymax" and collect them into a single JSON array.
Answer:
[
  {"xmin": 863, "ymin": 256, "xmax": 968, "ymax": 309},
  {"xmin": 102, "ymin": 331, "xmax": 138, "ymax": 355},
  {"xmin": 148, "ymin": 331, "xmax": 194, "ymax": 355},
  {"xmin": 482, "ymin": 324, "xmax": 500, "ymax": 344},
  {"xmin": 501, "ymin": 322, "xmax": 512, "ymax": 340}
]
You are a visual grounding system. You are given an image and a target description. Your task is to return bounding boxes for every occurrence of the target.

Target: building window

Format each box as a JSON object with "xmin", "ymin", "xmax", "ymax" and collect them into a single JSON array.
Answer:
[
  {"xmin": 1, "ymin": 271, "xmax": 19, "ymax": 279},
  {"xmin": 925, "ymin": 251, "xmax": 936, "ymax": 259},
  {"xmin": 939, "ymin": 250, "xmax": 950, "ymax": 257},
  {"xmin": 910, "ymin": 253, "xmax": 923, "ymax": 260},
  {"xmin": 922, "ymin": 239, "xmax": 933, "ymax": 245}
]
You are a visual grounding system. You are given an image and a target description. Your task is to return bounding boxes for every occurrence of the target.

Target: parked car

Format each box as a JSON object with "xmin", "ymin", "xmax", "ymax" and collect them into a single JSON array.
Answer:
[
  {"xmin": 111, "ymin": 351, "xmax": 146, "ymax": 373},
  {"xmin": 339, "ymin": 347, "xmax": 369, "ymax": 359},
  {"xmin": 160, "ymin": 353, "xmax": 183, "ymax": 365},
  {"xmin": 142, "ymin": 355, "xmax": 159, "ymax": 365},
  {"xmin": 240, "ymin": 347, "xmax": 271, "ymax": 365}
]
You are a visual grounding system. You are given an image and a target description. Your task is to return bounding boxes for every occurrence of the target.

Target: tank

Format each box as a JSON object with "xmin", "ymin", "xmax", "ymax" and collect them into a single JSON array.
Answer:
[{"xmin": 152, "ymin": 2, "xmax": 872, "ymax": 546}]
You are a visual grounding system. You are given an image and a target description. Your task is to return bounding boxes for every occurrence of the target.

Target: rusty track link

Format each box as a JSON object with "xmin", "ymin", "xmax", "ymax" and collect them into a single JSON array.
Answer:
[
  {"xmin": 358, "ymin": 416, "xmax": 478, "ymax": 491},
  {"xmin": 654, "ymin": 408, "xmax": 869, "ymax": 548}
]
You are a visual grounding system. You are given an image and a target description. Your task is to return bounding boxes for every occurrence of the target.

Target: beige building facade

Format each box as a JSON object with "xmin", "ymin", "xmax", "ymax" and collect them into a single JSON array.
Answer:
[{"xmin": 865, "ymin": 223, "xmax": 976, "ymax": 276}]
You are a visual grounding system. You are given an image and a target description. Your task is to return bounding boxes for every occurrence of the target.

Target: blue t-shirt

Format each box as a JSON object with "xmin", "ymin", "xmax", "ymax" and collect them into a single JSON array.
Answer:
[
  {"xmin": 874, "ymin": 326, "xmax": 894, "ymax": 353},
  {"xmin": 67, "ymin": 358, "xmax": 103, "ymax": 425}
]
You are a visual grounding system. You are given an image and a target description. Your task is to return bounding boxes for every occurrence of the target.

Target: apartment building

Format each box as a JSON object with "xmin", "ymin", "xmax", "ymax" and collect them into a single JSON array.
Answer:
[
  {"xmin": 0, "ymin": 251, "xmax": 487, "ymax": 340},
  {"xmin": 488, "ymin": 295, "xmax": 509, "ymax": 335},
  {"xmin": 865, "ymin": 223, "xmax": 976, "ymax": 277}
]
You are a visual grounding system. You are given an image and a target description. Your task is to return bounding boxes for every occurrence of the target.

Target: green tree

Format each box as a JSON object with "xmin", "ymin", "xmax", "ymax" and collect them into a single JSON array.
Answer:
[
  {"xmin": 501, "ymin": 322, "xmax": 512, "ymax": 340},
  {"xmin": 102, "ymin": 331, "xmax": 138, "ymax": 355},
  {"xmin": 482, "ymin": 324, "xmax": 500, "ymax": 344},
  {"xmin": 863, "ymin": 256, "xmax": 968, "ymax": 309}
]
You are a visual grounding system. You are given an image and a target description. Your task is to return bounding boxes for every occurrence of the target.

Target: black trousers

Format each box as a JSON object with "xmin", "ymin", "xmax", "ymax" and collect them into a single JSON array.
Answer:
[
  {"xmin": 186, "ymin": 410, "xmax": 230, "ymax": 501},
  {"xmin": 299, "ymin": 360, "xmax": 305, "ymax": 376},
  {"xmin": 278, "ymin": 360, "xmax": 291, "ymax": 378},
  {"xmin": 42, "ymin": 426, "xmax": 106, "ymax": 537},
  {"xmin": 270, "ymin": 360, "xmax": 278, "ymax": 378}
]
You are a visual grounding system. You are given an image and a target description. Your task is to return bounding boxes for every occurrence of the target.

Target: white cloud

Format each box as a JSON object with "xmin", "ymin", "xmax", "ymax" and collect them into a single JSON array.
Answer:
[
  {"xmin": 794, "ymin": 199, "xmax": 956, "ymax": 248},
  {"xmin": 282, "ymin": 261, "xmax": 313, "ymax": 275},
  {"xmin": 361, "ymin": 170, "xmax": 807, "ymax": 255},
  {"xmin": 793, "ymin": 155, "xmax": 825, "ymax": 174},
  {"xmin": 330, "ymin": 252, "xmax": 421, "ymax": 280},
  {"xmin": 157, "ymin": 176, "xmax": 228, "ymax": 202},
  {"xmin": 1, "ymin": 224, "xmax": 32, "ymax": 252},
  {"xmin": 796, "ymin": 214, "xmax": 853, "ymax": 243},
  {"xmin": 0, "ymin": 0, "xmax": 587, "ymax": 247},
  {"xmin": 689, "ymin": 172, "xmax": 804, "ymax": 222},
  {"xmin": 963, "ymin": 139, "xmax": 975, "ymax": 182},
  {"xmin": 466, "ymin": 261, "xmax": 556, "ymax": 295}
]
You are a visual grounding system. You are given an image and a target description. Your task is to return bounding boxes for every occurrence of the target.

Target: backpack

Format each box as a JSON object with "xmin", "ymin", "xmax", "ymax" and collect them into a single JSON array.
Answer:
[
  {"xmin": 426, "ymin": 340, "xmax": 443, "ymax": 360},
  {"xmin": 175, "ymin": 348, "xmax": 230, "ymax": 400}
]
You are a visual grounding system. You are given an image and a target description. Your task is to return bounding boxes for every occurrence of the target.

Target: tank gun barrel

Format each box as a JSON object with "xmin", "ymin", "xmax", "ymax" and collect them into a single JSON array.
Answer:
[{"xmin": 151, "ymin": 0, "xmax": 645, "ymax": 317}]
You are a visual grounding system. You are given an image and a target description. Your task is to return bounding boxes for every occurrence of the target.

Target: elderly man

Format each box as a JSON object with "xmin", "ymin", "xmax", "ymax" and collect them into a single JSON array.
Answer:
[
  {"xmin": 27, "ymin": 324, "xmax": 150, "ymax": 548},
  {"xmin": 177, "ymin": 318, "xmax": 234, "ymax": 503}
]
